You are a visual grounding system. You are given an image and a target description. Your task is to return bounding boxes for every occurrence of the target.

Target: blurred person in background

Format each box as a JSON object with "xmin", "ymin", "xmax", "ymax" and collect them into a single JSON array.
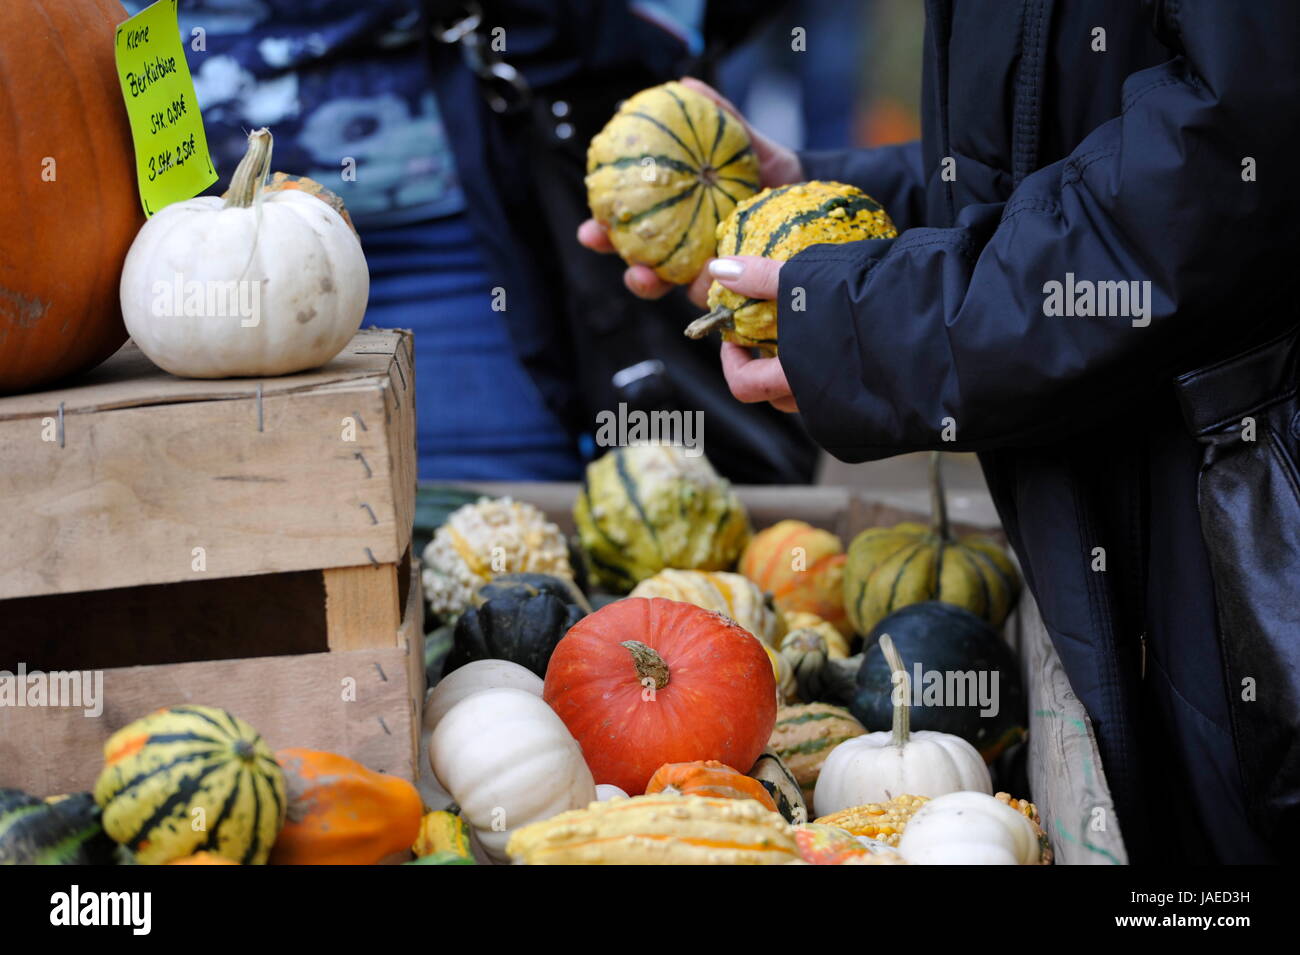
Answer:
[
  {"xmin": 717, "ymin": 0, "xmax": 867, "ymax": 151},
  {"xmin": 583, "ymin": 3, "xmax": 1300, "ymax": 862},
  {"xmin": 130, "ymin": 0, "xmax": 822, "ymax": 484}
]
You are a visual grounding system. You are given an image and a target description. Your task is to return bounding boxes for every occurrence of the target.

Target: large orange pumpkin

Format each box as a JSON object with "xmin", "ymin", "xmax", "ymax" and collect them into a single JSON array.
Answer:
[
  {"xmin": 269, "ymin": 749, "xmax": 424, "ymax": 865},
  {"xmin": 739, "ymin": 521, "xmax": 850, "ymax": 636},
  {"xmin": 0, "ymin": 0, "xmax": 142, "ymax": 393},
  {"xmin": 543, "ymin": 598, "xmax": 777, "ymax": 795}
]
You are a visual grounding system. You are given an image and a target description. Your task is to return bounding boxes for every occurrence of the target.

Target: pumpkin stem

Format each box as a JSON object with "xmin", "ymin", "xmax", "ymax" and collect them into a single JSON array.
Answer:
[
  {"xmin": 684, "ymin": 307, "xmax": 735, "ymax": 340},
  {"xmin": 620, "ymin": 640, "xmax": 670, "ymax": 690},
  {"xmin": 224, "ymin": 128, "xmax": 274, "ymax": 209},
  {"xmin": 878, "ymin": 633, "xmax": 911, "ymax": 746},
  {"xmin": 928, "ymin": 451, "xmax": 952, "ymax": 541}
]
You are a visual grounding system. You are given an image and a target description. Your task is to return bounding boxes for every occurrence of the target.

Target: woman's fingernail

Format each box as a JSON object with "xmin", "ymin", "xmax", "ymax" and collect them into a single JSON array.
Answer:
[{"xmin": 709, "ymin": 258, "xmax": 745, "ymax": 280}]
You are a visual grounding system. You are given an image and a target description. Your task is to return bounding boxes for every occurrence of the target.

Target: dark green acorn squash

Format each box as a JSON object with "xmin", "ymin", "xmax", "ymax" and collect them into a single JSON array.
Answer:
[
  {"xmin": 0, "ymin": 790, "xmax": 117, "ymax": 865},
  {"xmin": 849, "ymin": 602, "xmax": 1027, "ymax": 762},
  {"xmin": 445, "ymin": 573, "xmax": 592, "ymax": 678}
]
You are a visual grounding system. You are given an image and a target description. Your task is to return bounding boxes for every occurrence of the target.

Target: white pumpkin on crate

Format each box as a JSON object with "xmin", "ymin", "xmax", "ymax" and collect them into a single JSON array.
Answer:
[
  {"xmin": 898, "ymin": 791, "xmax": 1044, "ymax": 865},
  {"xmin": 119, "ymin": 128, "xmax": 368, "ymax": 378},
  {"xmin": 429, "ymin": 687, "xmax": 595, "ymax": 864},
  {"xmin": 813, "ymin": 635, "xmax": 991, "ymax": 815}
]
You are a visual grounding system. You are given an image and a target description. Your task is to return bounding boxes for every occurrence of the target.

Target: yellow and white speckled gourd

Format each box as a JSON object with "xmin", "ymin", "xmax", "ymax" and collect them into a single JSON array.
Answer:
[{"xmin": 685, "ymin": 181, "xmax": 897, "ymax": 354}]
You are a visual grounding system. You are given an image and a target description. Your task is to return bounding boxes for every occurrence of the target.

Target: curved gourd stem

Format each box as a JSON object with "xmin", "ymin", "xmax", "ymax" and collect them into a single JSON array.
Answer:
[
  {"xmin": 621, "ymin": 640, "xmax": 670, "ymax": 689},
  {"xmin": 878, "ymin": 633, "xmax": 910, "ymax": 747},
  {"xmin": 224, "ymin": 127, "xmax": 274, "ymax": 209},
  {"xmin": 929, "ymin": 451, "xmax": 953, "ymax": 542},
  {"xmin": 685, "ymin": 306, "xmax": 735, "ymax": 340}
]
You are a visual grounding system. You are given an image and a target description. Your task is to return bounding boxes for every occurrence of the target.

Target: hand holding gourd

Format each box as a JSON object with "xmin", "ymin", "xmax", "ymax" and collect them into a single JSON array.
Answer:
[
  {"xmin": 577, "ymin": 77, "xmax": 802, "ymax": 301},
  {"xmin": 704, "ymin": 256, "xmax": 797, "ymax": 412}
]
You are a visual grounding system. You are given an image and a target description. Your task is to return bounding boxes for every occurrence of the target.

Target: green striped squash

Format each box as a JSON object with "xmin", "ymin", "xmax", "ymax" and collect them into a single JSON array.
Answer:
[
  {"xmin": 844, "ymin": 453, "xmax": 1021, "ymax": 636},
  {"xmin": 0, "ymin": 790, "xmax": 117, "ymax": 865},
  {"xmin": 769, "ymin": 703, "xmax": 867, "ymax": 807},
  {"xmin": 93, "ymin": 705, "xmax": 286, "ymax": 865},
  {"xmin": 587, "ymin": 81, "xmax": 759, "ymax": 284},
  {"xmin": 573, "ymin": 445, "xmax": 751, "ymax": 593},
  {"xmin": 686, "ymin": 181, "xmax": 897, "ymax": 354}
]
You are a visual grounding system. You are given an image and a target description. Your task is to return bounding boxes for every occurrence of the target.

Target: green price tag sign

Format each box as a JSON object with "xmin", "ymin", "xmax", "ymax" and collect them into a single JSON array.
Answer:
[{"xmin": 114, "ymin": 0, "xmax": 217, "ymax": 216}]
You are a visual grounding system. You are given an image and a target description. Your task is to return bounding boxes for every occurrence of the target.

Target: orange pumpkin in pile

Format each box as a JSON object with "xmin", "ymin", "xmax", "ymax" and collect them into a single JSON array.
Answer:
[
  {"xmin": 0, "ymin": 0, "xmax": 143, "ymax": 393},
  {"xmin": 739, "ymin": 521, "xmax": 851, "ymax": 637},
  {"xmin": 544, "ymin": 598, "xmax": 777, "ymax": 795},
  {"xmin": 645, "ymin": 761, "xmax": 778, "ymax": 812},
  {"xmin": 270, "ymin": 749, "xmax": 423, "ymax": 865}
]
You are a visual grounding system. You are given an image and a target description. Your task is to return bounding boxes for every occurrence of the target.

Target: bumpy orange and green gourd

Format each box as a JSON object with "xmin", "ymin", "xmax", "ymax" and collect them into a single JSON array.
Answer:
[
  {"xmin": 586, "ymin": 82, "xmax": 759, "ymax": 284},
  {"xmin": 686, "ymin": 181, "xmax": 897, "ymax": 354}
]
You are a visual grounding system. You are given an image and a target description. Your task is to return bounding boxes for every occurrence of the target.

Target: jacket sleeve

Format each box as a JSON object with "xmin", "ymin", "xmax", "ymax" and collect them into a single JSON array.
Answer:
[
  {"xmin": 779, "ymin": 1, "xmax": 1300, "ymax": 461},
  {"xmin": 799, "ymin": 142, "xmax": 928, "ymax": 232}
]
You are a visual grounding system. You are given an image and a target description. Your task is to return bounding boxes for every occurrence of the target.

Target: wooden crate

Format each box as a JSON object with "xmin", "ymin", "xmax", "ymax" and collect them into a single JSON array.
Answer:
[
  {"xmin": 451, "ymin": 480, "xmax": 1128, "ymax": 865},
  {"xmin": 0, "ymin": 329, "xmax": 424, "ymax": 791}
]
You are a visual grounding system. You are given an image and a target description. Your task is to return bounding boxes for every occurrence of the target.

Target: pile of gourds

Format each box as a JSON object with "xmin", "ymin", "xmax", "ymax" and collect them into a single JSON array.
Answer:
[{"xmin": 405, "ymin": 439, "xmax": 1046, "ymax": 866}]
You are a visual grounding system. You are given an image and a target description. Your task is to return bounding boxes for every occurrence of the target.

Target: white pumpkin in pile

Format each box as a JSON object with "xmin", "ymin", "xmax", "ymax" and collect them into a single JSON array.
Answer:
[
  {"xmin": 814, "ymin": 635, "xmax": 991, "ymax": 815},
  {"xmin": 422, "ymin": 659, "xmax": 542, "ymax": 733},
  {"xmin": 430, "ymin": 687, "xmax": 595, "ymax": 863},
  {"xmin": 898, "ymin": 791, "xmax": 1041, "ymax": 865},
  {"xmin": 119, "ymin": 127, "xmax": 368, "ymax": 378}
]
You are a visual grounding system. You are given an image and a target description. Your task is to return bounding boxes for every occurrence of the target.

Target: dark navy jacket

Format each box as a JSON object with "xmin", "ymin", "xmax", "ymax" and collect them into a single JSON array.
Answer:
[{"xmin": 781, "ymin": 0, "xmax": 1300, "ymax": 863}]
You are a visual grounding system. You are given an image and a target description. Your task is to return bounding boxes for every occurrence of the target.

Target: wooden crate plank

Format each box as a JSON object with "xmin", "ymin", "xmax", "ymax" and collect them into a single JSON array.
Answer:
[
  {"xmin": 1020, "ymin": 597, "xmax": 1128, "ymax": 864},
  {"xmin": 0, "ymin": 329, "xmax": 410, "ymax": 420},
  {"xmin": 324, "ymin": 563, "xmax": 402, "ymax": 652},
  {"xmin": 0, "ymin": 363, "xmax": 409, "ymax": 600},
  {"xmin": 0, "ymin": 645, "xmax": 418, "ymax": 796},
  {"xmin": 385, "ymin": 334, "xmax": 417, "ymax": 561},
  {"xmin": 398, "ymin": 558, "xmax": 425, "ymax": 772}
]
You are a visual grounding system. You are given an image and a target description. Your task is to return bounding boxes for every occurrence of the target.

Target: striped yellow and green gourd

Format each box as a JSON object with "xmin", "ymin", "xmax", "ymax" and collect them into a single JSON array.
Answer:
[
  {"xmin": 93, "ymin": 705, "xmax": 286, "ymax": 865},
  {"xmin": 843, "ymin": 452, "xmax": 1021, "ymax": 635},
  {"xmin": 769, "ymin": 703, "xmax": 868, "ymax": 806},
  {"xmin": 573, "ymin": 445, "xmax": 750, "ymax": 592},
  {"xmin": 506, "ymin": 793, "xmax": 799, "ymax": 865},
  {"xmin": 686, "ymin": 181, "xmax": 897, "ymax": 354},
  {"xmin": 586, "ymin": 81, "xmax": 759, "ymax": 284}
]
